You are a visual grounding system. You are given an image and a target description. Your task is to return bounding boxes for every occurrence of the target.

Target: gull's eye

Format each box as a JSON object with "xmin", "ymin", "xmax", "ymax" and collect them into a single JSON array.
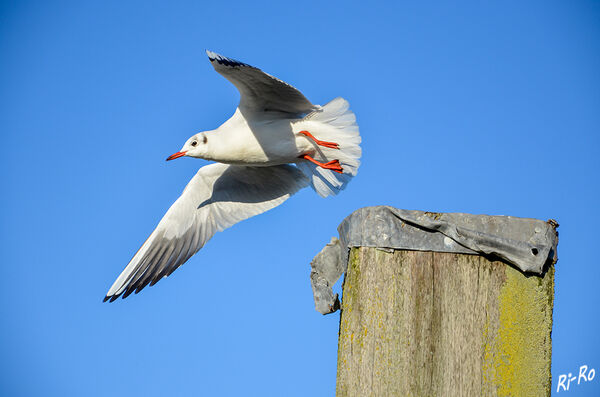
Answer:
[{"xmin": 191, "ymin": 140, "xmax": 198, "ymax": 147}]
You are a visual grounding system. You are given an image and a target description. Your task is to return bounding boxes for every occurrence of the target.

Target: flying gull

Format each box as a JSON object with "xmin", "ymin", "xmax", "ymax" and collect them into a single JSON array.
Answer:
[{"xmin": 104, "ymin": 51, "xmax": 361, "ymax": 301}]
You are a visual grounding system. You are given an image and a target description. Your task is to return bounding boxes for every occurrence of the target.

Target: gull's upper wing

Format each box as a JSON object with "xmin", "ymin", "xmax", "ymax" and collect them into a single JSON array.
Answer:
[
  {"xmin": 206, "ymin": 50, "xmax": 317, "ymax": 116},
  {"xmin": 104, "ymin": 163, "xmax": 308, "ymax": 302}
]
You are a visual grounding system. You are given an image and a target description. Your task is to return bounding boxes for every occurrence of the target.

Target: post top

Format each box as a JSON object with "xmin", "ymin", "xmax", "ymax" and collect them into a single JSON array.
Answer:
[{"xmin": 310, "ymin": 206, "xmax": 559, "ymax": 314}]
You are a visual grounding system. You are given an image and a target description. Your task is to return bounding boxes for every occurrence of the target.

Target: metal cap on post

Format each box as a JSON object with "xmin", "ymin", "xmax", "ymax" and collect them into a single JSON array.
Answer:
[{"xmin": 310, "ymin": 206, "xmax": 558, "ymax": 396}]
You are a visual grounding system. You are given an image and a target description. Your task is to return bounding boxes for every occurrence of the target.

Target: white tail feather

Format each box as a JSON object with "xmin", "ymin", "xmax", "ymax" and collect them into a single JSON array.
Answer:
[{"xmin": 293, "ymin": 98, "xmax": 361, "ymax": 197}]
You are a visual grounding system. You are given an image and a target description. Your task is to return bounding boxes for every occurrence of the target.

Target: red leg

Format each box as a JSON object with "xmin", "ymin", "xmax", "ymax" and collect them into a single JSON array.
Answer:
[
  {"xmin": 300, "ymin": 154, "xmax": 344, "ymax": 174},
  {"xmin": 299, "ymin": 131, "xmax": 340, "ymax": 150}
]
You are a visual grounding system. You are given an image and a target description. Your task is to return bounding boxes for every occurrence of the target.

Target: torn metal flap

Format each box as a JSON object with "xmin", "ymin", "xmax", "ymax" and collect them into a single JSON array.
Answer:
[
  {"xmin": 310, "ymin": 206, "xmax": 559, "ymax": 314},
  {"xmin": 310, "ymin": 237, "xmax": 343, "ymax": 315}
]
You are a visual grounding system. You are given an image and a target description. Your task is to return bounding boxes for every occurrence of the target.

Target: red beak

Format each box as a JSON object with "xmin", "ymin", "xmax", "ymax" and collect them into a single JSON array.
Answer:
[{"xmin": 166, "ymin": 151, "xmax": 187, "ymax": 161}]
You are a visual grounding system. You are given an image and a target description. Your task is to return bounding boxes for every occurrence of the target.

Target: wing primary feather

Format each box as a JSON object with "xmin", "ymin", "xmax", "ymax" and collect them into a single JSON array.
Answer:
[
  {"xmin": 125, "ymin": 242, "xmax": 174, "ymax": 297},
  {"xmin": 121, "ymin": 245, "xmax": 167, "ymax": 298},
  {"xmin": 150, "ymin": 225, "xmax": 197, "ymax": 286},
  {"xmin": 140, "ymin": 238, "xmax": 185, "ymax": 292},
  {"xmin": 160, "ymin": 228, "xmax": 197, "ymax": 283},
  {"xmin": 120, "ymin": 243, "xmax": 160, "ymax": 293},
  {"xmin": 119, "ymin": 238, "xmax": 167, "ymax": 297},
  {"xmin": 135, "ymin": 239, "xmax": 183, "ymax": 293},
  {"xmin": 104, "ymin": 234, "xmax": 156, "ymax": 300}
]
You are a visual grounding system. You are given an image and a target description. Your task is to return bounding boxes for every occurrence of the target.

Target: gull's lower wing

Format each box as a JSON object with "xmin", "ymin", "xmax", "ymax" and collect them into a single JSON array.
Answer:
[
  {"xmin": 104, "ymin": 163, "xmax": 309, "ymax": 302},
  {"xmin": 206, "ymin": 50, "xmax": 317, "ymax": 116}
]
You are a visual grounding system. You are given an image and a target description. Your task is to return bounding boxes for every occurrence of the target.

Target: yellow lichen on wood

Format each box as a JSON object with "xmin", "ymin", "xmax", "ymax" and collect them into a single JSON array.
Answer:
[{"xmin": 493, "ymin": 264, "xmax": 555, "ymax": 396}]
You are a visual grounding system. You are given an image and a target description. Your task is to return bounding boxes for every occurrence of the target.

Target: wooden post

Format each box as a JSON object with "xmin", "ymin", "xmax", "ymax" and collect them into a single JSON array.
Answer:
[{"xmin": 336, "ymin": 248, "xmax": 555, "ymax": 396}]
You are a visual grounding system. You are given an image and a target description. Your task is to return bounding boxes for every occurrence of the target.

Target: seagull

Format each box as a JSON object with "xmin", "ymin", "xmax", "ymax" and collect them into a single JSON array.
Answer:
[{"xmin": 104, "ymin": 51, "xmax": 361, "ymax": 302}]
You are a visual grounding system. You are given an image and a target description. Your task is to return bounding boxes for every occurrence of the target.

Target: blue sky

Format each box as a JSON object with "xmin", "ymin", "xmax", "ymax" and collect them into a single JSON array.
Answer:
[{"xmin": 1, "ymin": 1, "xmax": 599, "ymax": 396}]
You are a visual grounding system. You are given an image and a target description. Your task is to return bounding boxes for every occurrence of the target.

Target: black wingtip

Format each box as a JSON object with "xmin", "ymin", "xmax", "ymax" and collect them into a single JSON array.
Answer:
[
  {"xmin": 149, "ymin": 278, "xmax": 160, "ymax": 287},
  {"xmin": 205, "ymin": 50, "xmax": 250, "ymax": 68},
  {"xmin": 103, "ymin": 296, "xmax": 110, "ymax": 303}
]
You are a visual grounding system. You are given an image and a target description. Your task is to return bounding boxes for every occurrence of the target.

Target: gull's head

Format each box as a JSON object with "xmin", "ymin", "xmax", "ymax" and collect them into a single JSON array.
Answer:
[{"xmin": 166, "ymin": 133, "xmax": 209, "ymax": 161}]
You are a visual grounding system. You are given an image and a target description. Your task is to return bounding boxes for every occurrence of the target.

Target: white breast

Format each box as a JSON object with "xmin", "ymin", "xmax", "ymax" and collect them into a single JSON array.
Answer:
[{"xmin": 208, "ymin": 109, "xmax": 311, "ymax": 166}]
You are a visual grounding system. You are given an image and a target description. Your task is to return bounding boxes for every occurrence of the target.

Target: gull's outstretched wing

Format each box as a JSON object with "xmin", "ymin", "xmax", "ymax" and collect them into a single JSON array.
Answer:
[
  {"xmin": 104, "ymin": 163, "xmax": 308, "ymax": 302},
  {"xmin": 206, "ymin": 50, "xmax": 317, "ymax": 116}
]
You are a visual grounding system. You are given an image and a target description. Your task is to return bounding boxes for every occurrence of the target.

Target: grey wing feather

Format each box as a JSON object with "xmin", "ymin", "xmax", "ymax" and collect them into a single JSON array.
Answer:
[
  {"xmin": 104, "ymin": 163, "xmax": 309, "ymax": 302},
  {"xmin": 206, "ymin": 50, "xmax": 317, "ymax": 116}
]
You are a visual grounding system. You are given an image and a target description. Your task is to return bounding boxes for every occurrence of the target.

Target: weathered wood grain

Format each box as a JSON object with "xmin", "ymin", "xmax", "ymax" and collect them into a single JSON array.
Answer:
[{"xmin": 336, "ymin": 248, "xmax": 554, "ymax": 397}]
